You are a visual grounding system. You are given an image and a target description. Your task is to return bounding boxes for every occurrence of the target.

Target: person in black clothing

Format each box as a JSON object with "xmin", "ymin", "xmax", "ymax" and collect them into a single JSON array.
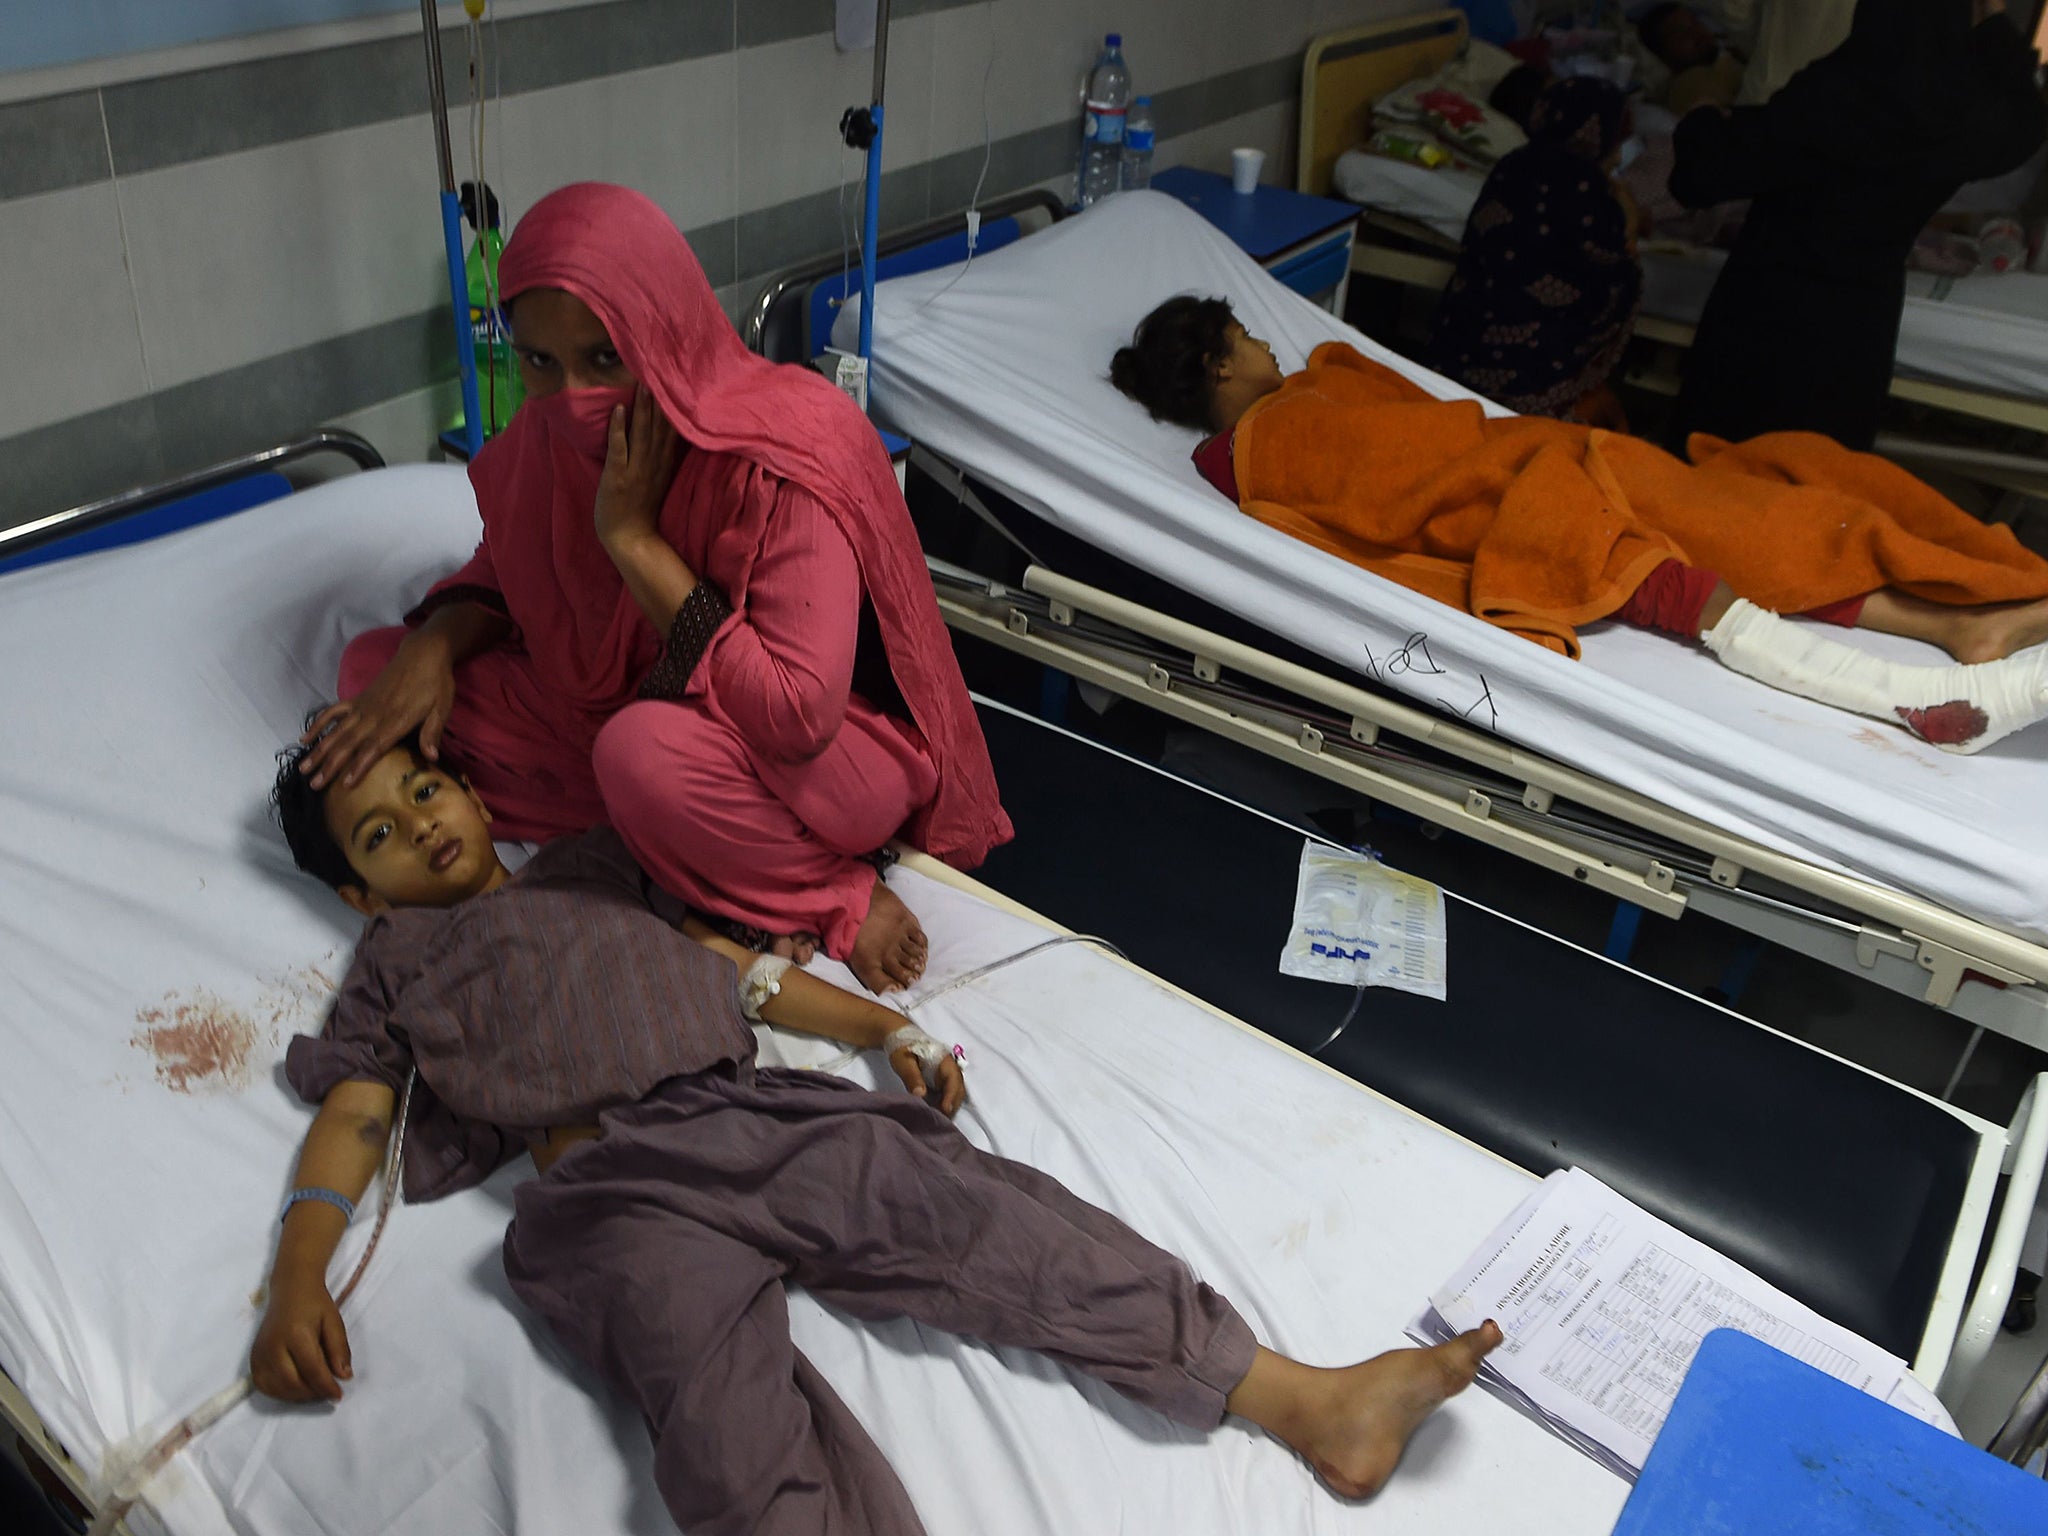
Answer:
[
  {"xmin": 1424, "ymin": 78, "xmax": 1643, "ymax": 426},
  {"xmin": 1668, "ymin": 0, "xmax": 2046, "ymax": 451}
]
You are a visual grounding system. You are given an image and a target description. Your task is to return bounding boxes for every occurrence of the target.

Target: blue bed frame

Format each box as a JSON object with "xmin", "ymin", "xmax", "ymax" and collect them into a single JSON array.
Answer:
[{"xmin": 0, "ymin": 430, "xmax": 384, "ymax": 577}]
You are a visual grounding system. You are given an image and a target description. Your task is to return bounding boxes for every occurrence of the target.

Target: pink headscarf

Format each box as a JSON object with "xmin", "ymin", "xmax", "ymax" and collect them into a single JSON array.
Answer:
[{"xmin": 455, "ymin": 182, "xmax": 1010, "ymax": 867}]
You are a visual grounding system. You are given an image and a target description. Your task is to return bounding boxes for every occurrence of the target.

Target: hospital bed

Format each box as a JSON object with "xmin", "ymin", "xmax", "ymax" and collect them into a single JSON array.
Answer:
[
  {"xmin": 0, "ymin": 454, "xmax": 1681, "ymax": 1534},
  {"xmin": 746, "ymin": 185, "xmax": 2048, "ymax": 1067},
  {"xmin": 2, "ymin": 440, "xmax": 2041, "ymax": 1533},
  {"xmin": 1300, "ymin": 10, "xmax": 2048, "ymax": 442}
]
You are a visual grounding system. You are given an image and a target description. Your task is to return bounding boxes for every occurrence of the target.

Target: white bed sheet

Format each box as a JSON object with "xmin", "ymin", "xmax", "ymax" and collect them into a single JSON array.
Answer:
[
  {"xmin": 847, "ymin": 191, "xmax": 2048, "ymax": 947},
  {"xmin": 1331, "ymin": 151, "xmax": 2048, "ymax": 401},
  {"xmin": 0, "ymin": 465, "xmax": 1624, "ymax": 1535}
]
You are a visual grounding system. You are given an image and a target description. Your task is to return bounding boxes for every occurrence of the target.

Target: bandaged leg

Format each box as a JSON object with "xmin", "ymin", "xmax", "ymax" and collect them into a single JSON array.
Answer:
[{"xmin": 1702, "ymin": 598, "xmax": 2048, "ymax": 754}]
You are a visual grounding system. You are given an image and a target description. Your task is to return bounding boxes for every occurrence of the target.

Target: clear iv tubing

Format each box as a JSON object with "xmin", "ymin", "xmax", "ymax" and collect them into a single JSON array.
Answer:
[
  {"xmin": 85, "ymin": 1073, "xmax": 420, "ymax": 1536},
  {"xmin": 789, "ymin": 934, "xmax": 1128, "ymax": 1103},
  {"xmin": 1307, "ymin": 986, "xmax": 1368, "ymax": 1056}
]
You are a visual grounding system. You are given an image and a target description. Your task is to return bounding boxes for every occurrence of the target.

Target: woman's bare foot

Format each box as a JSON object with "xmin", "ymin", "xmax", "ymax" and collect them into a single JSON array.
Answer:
[
  {"xmin": 1226, "ymin": 1324, "xmax": 1502, "ymax": 1499},
  {"xmin": 848, "ymin": 878, "xmax": 928, "ymax": 994},
  {"xmin": 768, "ymin": 931, "xmax": 821, "ymax": 965}
]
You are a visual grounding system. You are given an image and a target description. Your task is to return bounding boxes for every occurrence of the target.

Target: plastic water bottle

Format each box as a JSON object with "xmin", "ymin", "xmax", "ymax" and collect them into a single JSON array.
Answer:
[
  {"xmin": 1078, "ymin": 34, "xmax": 1131, "ymax": 209},
  {"xmin": 459, "ymin": 181, "xmax": 522, "ymax": 436},
  {"xmin": 1978, "ymin": 216, "xmax": 2025, "ymax": 274},
  {"xmin": 1121, "ymin": 96, "xmax": 1155, "ymax": 192}
]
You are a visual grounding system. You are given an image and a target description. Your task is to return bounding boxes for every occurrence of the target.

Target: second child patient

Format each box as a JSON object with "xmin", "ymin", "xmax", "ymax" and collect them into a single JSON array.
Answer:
[{"xmin": 251, "ymin": 733, "xmax": 1502, "ymax": 1534}]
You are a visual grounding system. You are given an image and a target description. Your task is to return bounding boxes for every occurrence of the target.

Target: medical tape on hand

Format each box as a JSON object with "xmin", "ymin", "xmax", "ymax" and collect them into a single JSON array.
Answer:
[
  {"xmin": 1702, "ymin": 598, "xmax": 2048, "ymax": 755},
  {"xmin": 738, "ymin": 953, "xmax": 796, "ymax": 1022},
  {"xmin": 882, "ymin": 1023, "xmax": 953, "ymax": 1092}
]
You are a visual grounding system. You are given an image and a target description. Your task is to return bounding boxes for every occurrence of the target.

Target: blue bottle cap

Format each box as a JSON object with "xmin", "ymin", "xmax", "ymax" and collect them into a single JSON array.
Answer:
[
  {"xmin": 1134, "ymin": 95, "xmax": 1150, "ymax": 105},
  {"xmin": 1105, "ymin": 32, "xmax": 1121, "ymax": 46}
]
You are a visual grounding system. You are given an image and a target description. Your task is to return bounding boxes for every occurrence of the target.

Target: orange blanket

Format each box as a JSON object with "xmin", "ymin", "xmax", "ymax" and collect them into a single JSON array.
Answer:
[{"xmin": 1232, "ymin": 344, "xmax": 2048, "ymax": 656}]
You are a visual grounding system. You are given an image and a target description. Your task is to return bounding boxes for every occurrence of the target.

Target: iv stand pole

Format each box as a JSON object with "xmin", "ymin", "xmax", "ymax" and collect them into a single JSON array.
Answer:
[
  {"xmin": 840, "ymin": 0, "xmax": 893, "ymax": 383},
  {"xmin": 420, "ymin": 0, "xmax": 485, "ymax": 459}
]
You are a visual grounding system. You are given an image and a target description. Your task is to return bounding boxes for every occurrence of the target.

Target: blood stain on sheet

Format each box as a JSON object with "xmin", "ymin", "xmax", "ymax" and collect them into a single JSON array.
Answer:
[
  {"xmin": 260, "ymin": 953, "xmax": 341, "ymax": 1030},
  {"xmin": 1850, "ymin": 726, "xmax": 1944, "ymax": 769},
  {"xmin": 131, "ymin": 990, "xmax": 271, "ymax": 1094}
]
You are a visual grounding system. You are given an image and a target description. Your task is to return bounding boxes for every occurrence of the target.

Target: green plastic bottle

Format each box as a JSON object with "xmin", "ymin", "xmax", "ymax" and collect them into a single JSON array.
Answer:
[{"xmin": 460, "ymin": 182, "xmax": 522, "ymax": 437}]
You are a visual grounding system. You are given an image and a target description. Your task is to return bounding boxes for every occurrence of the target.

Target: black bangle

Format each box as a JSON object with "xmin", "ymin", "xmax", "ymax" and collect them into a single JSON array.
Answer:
[{"xmin": 638, "ymin": 582, "xmax": 735, "ymax": 701}]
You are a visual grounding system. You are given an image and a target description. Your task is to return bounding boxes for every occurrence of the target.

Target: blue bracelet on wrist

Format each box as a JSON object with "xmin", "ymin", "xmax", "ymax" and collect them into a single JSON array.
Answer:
[{"xmin": 281, "ymin": 1186, "xmax": 357, "ymax": 1224}]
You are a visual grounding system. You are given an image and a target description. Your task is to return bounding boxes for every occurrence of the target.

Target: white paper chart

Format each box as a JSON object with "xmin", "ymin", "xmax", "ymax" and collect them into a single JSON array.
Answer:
[{"xmin": 1409, "ymin": 1168, "xmax": 1951, "ymax": 1478}]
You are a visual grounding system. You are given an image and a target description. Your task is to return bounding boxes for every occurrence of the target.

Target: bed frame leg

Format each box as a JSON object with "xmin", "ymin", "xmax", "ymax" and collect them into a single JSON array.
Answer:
[
  {"xmin": 1038, "ymin": 668, "xmax": 1071, "ymax": 726},
  {"xmin": 1707, "ymin": 939, "xmax": 1766, "ymax": 1009},
  {"xmin": 1603, "ymin": 900, "xmax": 1643, "ymax": 964}
]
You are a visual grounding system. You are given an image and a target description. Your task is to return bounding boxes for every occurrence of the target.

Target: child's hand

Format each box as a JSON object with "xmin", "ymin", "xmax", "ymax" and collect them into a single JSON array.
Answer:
[
  {"xmin": 250, "ymin": 1272, "xmax": 352, "ymax": 1403},
  {"xmin": 888, "ymin": 1043, "xmax": 968, "ymax": 1118}
]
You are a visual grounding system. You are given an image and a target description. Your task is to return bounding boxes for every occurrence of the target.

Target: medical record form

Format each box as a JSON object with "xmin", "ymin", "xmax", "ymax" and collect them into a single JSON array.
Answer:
[{"xmin": 1410, "ymin": 1168, "xmax": 1951, "ymax": 1479}]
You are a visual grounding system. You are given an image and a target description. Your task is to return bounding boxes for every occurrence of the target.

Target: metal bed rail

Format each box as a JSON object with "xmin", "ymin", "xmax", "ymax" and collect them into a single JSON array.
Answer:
[
  {"xmin": 0, "ymin": 429, "xmax": 387, "ymax": 568},
  {"xmin": 3, "ymin": 1345, "xmax": 123, "ymax": 1533},
  {"xmin": 742, "ymin": 188, "xmax": 1068, "ymax": 361},
  {"xmin": 928, "ymin": 554, "xmax": 2048, "ymax": 1047}
]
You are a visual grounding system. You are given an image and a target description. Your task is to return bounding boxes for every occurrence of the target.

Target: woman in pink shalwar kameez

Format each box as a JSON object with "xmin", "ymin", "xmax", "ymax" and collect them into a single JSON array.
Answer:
[{"xmin": 299, "ymin": 183, "xmax": 1011, "ymax": 993}]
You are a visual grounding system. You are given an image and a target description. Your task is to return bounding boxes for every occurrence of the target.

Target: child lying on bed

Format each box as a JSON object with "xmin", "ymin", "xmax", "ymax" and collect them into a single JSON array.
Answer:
[
  {"xmin": 1111, "ymin": 296, "xmax": 2048, "ymax": 754},
  {"xmin": 250, "ymin": 734, "xmax": 1502, "ymax": 1534}
]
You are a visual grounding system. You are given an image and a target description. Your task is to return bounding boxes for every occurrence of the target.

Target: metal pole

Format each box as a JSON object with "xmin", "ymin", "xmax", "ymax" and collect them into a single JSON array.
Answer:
[
  {"xmin": 421, "ymin": 0, "xmax": 484, "ymax": 458},
  {"xmin": 870, "ymin": 0, "xmax": 890, "ymax": 107},
  {"xmin": 856, "ymin": 0, "xmax": 892, "ymax": 369}
]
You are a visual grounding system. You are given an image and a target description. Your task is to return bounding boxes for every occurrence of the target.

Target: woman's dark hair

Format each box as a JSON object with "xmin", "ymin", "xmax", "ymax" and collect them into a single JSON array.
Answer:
[
  {"xmin": 271, "ymin": 714, "xmax": 428, "ymax": 892},
  {"xmin": 1527, "ymin": 76, "xmax": 1631, "ymax": 163},
  {"xmin": 1109, "ymin": 295, "xmax": 1238, "ymax": 433}
]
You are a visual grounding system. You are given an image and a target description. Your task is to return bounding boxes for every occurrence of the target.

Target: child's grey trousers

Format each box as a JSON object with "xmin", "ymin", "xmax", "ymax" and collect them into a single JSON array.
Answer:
[{"xmin": 503, "ymin": 1064, "xmax": 1257, "ymax": 1535}]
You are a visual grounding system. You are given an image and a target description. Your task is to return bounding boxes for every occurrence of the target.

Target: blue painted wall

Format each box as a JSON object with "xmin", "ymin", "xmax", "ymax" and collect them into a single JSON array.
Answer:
[{"xmin": 5, "ymin": 1, "xmax": 420, "ymax": 74}]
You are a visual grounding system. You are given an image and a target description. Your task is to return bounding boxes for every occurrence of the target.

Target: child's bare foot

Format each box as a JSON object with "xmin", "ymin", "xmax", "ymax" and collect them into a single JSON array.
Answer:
[
  {"xmin": 768, "ymin": 931, "xmax": 821, "ymax": 965},
  {"xmin": 1227, "ymin": 1324, "xmax": 1502, "ymax": 1500},
  {"xmin": 1948, "ymin": 597, "xmax": 2048, "ymax": 666},
  {"xmin": 1864, "ymin": 590, "xmax": 2048, "ymax": 665},
  {"xmin": 848, "ymin": 878, "xmax": 928, "ymax": 994}
]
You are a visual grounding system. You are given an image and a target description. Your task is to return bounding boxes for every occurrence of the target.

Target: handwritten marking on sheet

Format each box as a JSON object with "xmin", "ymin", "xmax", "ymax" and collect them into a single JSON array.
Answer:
[
  {"xmin": 127, "ymin": 951, "xmax": 341, "ymax": 1095},
  {"xmin": 1363, "ymin": 632, "xmax": 1447, "ymax": 681},
  {"xmin": 1439, "ymin": 675, "xmax": 1500, "ymax": 732},
  {"xmin": 1360, "ymin": 632, "xmax": 1502, "ymax": 731}
]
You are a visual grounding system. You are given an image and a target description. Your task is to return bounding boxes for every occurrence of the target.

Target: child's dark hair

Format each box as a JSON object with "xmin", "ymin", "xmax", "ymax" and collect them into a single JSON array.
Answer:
[
  {"xmin": 271, "ymin": 715, "xmax": 426, "ymax": 892},
  {"xmin": 1635, "ymin": 2, "xmax": 1687, "ymax": 54},
  {"xmin": 1109, "ymin": 295, "xmax": 1237, "ymax": 433}
]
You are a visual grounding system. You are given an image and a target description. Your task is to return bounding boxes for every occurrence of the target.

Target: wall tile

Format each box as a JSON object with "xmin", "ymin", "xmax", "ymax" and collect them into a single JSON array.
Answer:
[
  {"xmin": 0, "ymin": 181, "xmax": 149, "ymax": 437},
  {"xmin": 735, "ymin": 19, "xmax": 934, "ymax": 215},
  {"xmin": 926, "ymin": 3, "xmax": 997, "ymax": 159},
  {"xmin": 980, "ymin": 0, "xmax": 1101, "ymax": 140},
  {"xmin": 737, "ymin": 159, "xmax": 931, "ymax": 285},
  {"xmin": 100, "ymin": 2, "xmax": 735, "ymax": 177},
  {"xmin": 1153, "ymin": 99, "xmax": 1300, "ymax": 187},
  {"xmin": 739, "ymin": 0, "xmax": 838, "ymax": 50},
  {"xmin": 0, "ymin": 396, "xmax": 164, "ymax": 530},
  {"xmin": 926, "ymin": 117, "xmax": 1077, "ymax": 214},
  {"xmin": 0, "ymin": 90, "xmax": 112, "ymax": 202},
  {"xmin": 149, "ymin": 308, "xmax": 451, "ymax": 476},
  {"xmin": 489, "ymin": 49, "xmax": 739, "ymax": 236},
  {"xmin": 320, "ymin": 378, "xmax": 464, "ymax": 471},
  {"xmin": 118, "ymin": 114, "xmax": 444, "ymax": 390}
]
